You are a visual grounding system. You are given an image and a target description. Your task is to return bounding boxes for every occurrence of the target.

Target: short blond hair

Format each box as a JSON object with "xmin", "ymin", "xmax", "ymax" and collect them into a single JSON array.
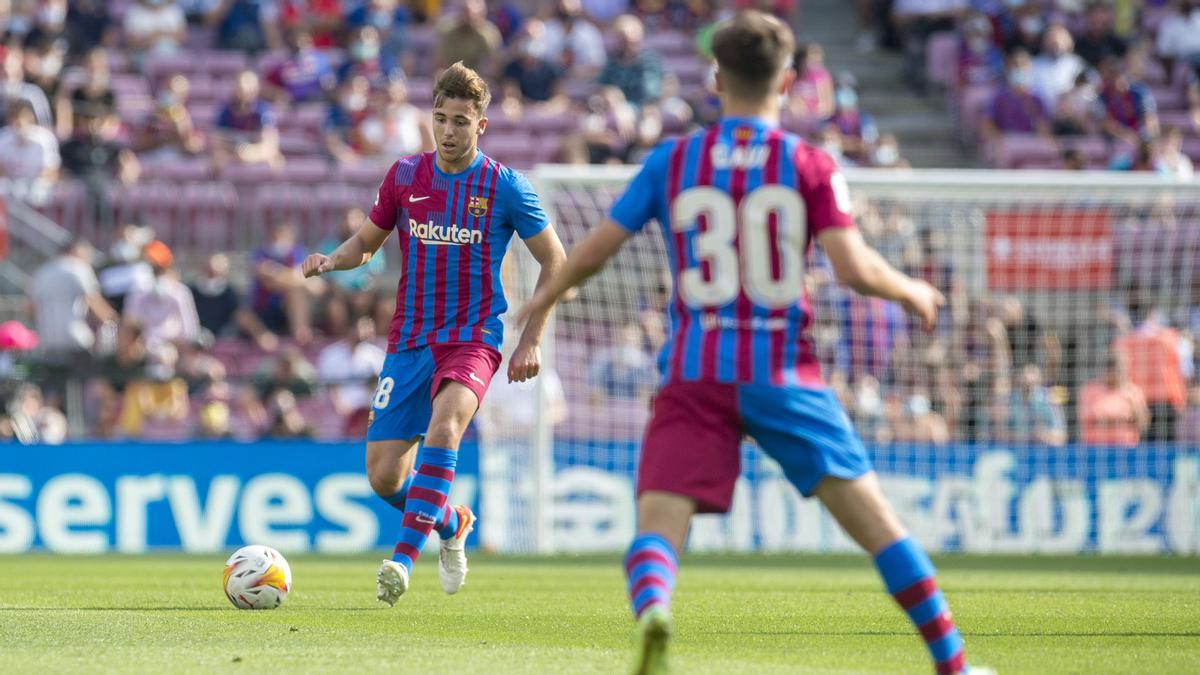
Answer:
[{"xmin": 433, "ymin": 61, "xmax": 492, "ymax": 116}]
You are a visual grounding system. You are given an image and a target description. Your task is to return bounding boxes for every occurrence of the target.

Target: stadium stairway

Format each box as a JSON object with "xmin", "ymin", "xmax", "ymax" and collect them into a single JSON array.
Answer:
[{"xmin": 799, "ymin": 0, "xmax": 975, "ymax": 168}]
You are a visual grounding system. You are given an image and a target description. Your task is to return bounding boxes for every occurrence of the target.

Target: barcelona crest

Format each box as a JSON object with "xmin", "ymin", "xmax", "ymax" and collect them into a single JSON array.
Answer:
[{"xmin": 468, "ymin": 195, "xmax": 490, "ymax": 218}]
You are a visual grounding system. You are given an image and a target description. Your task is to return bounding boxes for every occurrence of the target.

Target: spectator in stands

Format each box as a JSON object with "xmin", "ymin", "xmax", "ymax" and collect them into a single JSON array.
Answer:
[
  {"xmin": 957, "ymin": 14, "xmax": 1004, "ymax": 87},
  {"xmin": 6, "ymin": 383, "xmax": 67, "ymax": 444},
  {"xmin": 1079, "ymin": 351, "xmax": 1149, "ymax": 447},
  {"xmin": 57, "ymin": 46, "xmax": 116, "ymax": 140},
  {"xmin": 22, "ymin": 32, "xmax": 66, "ymax": 104},
  {"xmin": 339, "ymin": 25, "xmax": 401, "ymax": 85},
  {"xmin": 501, "ymin": 23, "xmax": 567, "ymax": 107},
  {"xmin": 189, "ymin": 252, "xmax": 279, "ymax": 351},
  {"xmin": 656, "ymin": 72, "xmax": 694, "ymax": 133},
  {"xmin": 787, "ymin": 42, "xmax": 834, "ymax": 121},
  {"xmin": 347, "ymin": 0, "xmax": 411, "ymax": 66},
  {"xmin": 123, "ymin": 0, "xmax": 186, "ymax": 65},
  {"xmin": 891, "ymin": 0, "xmax": 967, "ymax": 91},
  {"xmin": 0, "ymin": 99, "xmax": 59, "ymax": 204},
  {"xmin": 1109, "ymin": 136, "xmax": 1160, "ymax": 172},
  {"xmin": 435, "ymin": 0, "xmax": 502, "ymax": 73},
  {"xmin": 1001, "ymin": 1, "xmax": 1045, "ymax": 56},
  {"xmin": 1157, "ymin": 125, "xmax": 1195, "ymax": 180},
  {"xmin": 1031, "ymin": 25, "xmax": 1086, "ymax": 112},
  {"xmin": 1061, "ymin": 146, "xmax": 1086, "ymax": 169},
  {"xmin": 815, "ymin": 122, "xmax": 855, "ymax": 167},
  {"xmin": 118, "ymin": 343, "xmax": 191, "ymax": 438},
  {"xmin": 997, "ymin": 363, "xmax": 1067, "ymax": 446},
  {"xmin": 197, "ymin": 397, "xmax": 234, "ymax": 440},
  {"xmin": 64, "ymin": 0, "xmax": 115, "ymax": 57},
  {"xmin": 835, "ymin": 292, "xmax": 907, "ymax": 385},
  {"xmin": 870, "ymin": 133, "xmax": 909, "ymax": 168},
  {"xmin": 266, "ymin": 388, "xmax": 315, "ymax": 439},
  {"xmin": 1097, "ymin": 54, "xmax": 1158, "ymax": 145},
  {"xmin": 213, "ymin": 70, "xmax": 283, "ymax": 170},
  {"xmin": 323, "ymin": 73, "xmax": 373, "ymax": 163},
  {"xmin": 256, "ymin": 346, "xmax": 317, "ymax": 399},
  {"xmin": 357, "ymin": 78, "xmax": 434, "ymax": 159},
  {"xmin": 588, "ymin": 322, "xmax": 654, "ymax": 403},
  {"xmin": 317, "ymin": 315, "xmax": 385, "ymax": 422},
  {"xmin": 122, "ymin": 241, "xmax": 201, "ymax": 352},
  {"xmin": 230, "ymin": 384, "xmax": 269, "ymax": 440},
  {"xmin": 263, "ymin": 29, "xmax": 336, "ymax": 107},
  {"xmin": 317, "ymin": 207, "xmax": 388, "ymax": 336},
  {"xmin": 542, "ymin": 0, "xmax": 607, "ymax": 76},
  {"xmin": 487, "ymin": 0, "xmax": 523, "ymax": 43},
  {"xmin": 60, "ymin": 108, "xmax": 141, "ymax": 223},
  {"xmin": 97, "ymin": 223, "xmax": 155, "ymax": 314},
  {"xmin": 598, "ymin": 15, "xmax": 663, "ymax": 108},
  {"xmin": 0, "ymin": 45, "xmax": 52, "ymax": 127},
  {"xmin": 1154, "ymin": 0, "xmax": 1200, "ymax": 75},
  {"xmin": 26, "ymin": 0, "xmax": 67, "ymax": 44},
  {"xmin": 277, "ymin": 0, "xmax": 344, "ymax": 49},
  {"xmin": 133, "ymin": 73, "xmax": 204, "ymax": 158},
  {"xmin": 828, "ymin": 73, "xmax": 879, "ymax": 163},
  {"xmin": 578, "ymin": 86, "xmax": 637, "ymax": 164},
  {"xmin": 1114, "ymin": 300, "xmax": 1191, "ymax": 442},
  {"xmin": 982, "ymin": 50, "xmax": 1053, "ymax": 142},
  {"xmin": 1053, "ymin": 70, "xmax": 1098, "ymax": 135},
  {"xmin": 251, "ymin": 221, "xmax": 320, "ymax": 345},
  {"xmin": 207, "ymin": 0, "xmax": 283, "ymax": 52},
  {"xmin": 1075, "ymin": 1, "xmax": 1127, "ymax": 67},
  {"xmin": 176, "ymin": 336, "xmax": 226, "ymax": 395},
  {"xmin": 882, "ymin": 389, "xmax": 951, "ymax": 444}
]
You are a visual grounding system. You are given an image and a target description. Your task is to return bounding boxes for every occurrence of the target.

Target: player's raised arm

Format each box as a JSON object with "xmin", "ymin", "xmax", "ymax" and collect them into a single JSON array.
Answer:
[
  {"xmin": 515, "ymin": 218, "xmax": 632, "ymax": 329},
  {"xmin": 508, "ymin": 227, "xmax": 567, "ymax": 383},
  {"xmin": 817, "ymin": 227, "xmax": 944, "ymax": 331}
]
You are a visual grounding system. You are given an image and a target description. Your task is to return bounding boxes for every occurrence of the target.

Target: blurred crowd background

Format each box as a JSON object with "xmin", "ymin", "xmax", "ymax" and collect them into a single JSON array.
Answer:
[{"xmin": 0, "ymin": 0, "xmax": 1197, "ymax": 446}]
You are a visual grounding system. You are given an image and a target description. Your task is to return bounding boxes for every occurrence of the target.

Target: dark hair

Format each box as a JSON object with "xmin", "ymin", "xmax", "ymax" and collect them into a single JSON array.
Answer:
[
  {"xmin": 433, "ymin": 61, "xmax": 492, "ymax": 116},
  {"xmin": 711, "ymin": 10, "xmax": 795, "ymax": 100}
]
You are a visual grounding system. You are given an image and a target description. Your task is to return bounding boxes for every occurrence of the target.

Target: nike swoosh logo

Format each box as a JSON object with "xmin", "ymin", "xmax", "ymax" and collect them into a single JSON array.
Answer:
[
  {"xmin": 468, "ymin": 372, "xmax": 486, "ymax": 386},
  {"xmin": 409, "ymin": 195, "xmax": 431, "ymax": 203}
]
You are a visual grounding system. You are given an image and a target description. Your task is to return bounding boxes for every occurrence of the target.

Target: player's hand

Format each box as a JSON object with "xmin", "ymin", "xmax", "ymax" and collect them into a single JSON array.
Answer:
[
  {"xmin": 900, "ymin": 279, "xmax": 945, "ymax": 332},
  {"xmin": 301, "ymin": 253, "xmax": 334, "ymax": 278},
  {"xmin": 507, "ymin": 341, "xmax": 541, "ymax": 383}
]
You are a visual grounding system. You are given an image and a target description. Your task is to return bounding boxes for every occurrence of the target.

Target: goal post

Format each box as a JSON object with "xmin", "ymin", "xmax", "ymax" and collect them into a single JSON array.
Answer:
[{"xmin": 476, "ymin": 166, "xmax": 1200, "ymax": 555}]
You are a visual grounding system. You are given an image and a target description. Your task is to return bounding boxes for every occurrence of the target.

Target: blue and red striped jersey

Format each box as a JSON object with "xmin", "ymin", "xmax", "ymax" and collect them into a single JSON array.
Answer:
[
  {"xmin": 369, "ymin": 151, "xmax": 549, "ymax": 352},
  {"xmin": 609, "ymin": 116, "xmax": 856, "ymax": 387}
]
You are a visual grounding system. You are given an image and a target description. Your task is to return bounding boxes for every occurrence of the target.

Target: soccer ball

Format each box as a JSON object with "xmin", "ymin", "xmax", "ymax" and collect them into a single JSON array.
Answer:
[{"xmin": 223, "ymin": 545, "xmax": 292, "ymax": 609}]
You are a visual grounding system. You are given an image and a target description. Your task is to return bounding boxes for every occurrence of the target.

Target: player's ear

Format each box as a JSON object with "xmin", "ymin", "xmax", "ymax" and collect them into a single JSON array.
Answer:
[
  {"xmin": 778, "ymin": 67, "xmax": 796, "ymax": 97},
  {"xmin": 477, "ymin": 115, "xmax": 488, "ymax": 136}
]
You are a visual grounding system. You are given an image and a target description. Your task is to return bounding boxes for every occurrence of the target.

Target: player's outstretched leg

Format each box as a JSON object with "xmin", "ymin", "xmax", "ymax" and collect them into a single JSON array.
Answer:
[
  {"xmin": 626, "ymin": 491, "xmax": 693, "ymax": 675},
  {"xmin": 816, "ymin": 474, "xmax": 980, "ymax": 674},
  {"xmin": 379, "ymin": 468, "xmax": 463, "ymax": 542}
]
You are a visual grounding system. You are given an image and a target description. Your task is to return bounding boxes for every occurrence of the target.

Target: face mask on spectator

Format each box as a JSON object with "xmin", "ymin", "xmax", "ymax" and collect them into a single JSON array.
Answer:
[
  {"xmin": 38, "ymin": 5, "xmax": 66, "ymax": 25},
  {"xmin": 835, "ymin": 88, "xmax": 858, "ymax": 110},
  {"xmin": 368, "ymin": 11, "xmax": 391, "ymax": 28},
  {"xmin": 342, "ymin": 92, "xmax": 368, "ymax": 111},
  {"xmin": 350, "ymin": 41, "xmax": 380, "ymax": 61},
  {"xmin": 873, "ymin": 143, "xmax": 899, "ymax": 166},
  {"xmin": 1009, "ymin": 68, "xmax": 1033, "ymax": 89},
  {"xmin": 270, "ymin": 241, "xmax": 292, "ymax": 257},
  {"xmin": 1020, "ymin": 16, "xmax": 1043, "ymax": 35},
  {"xmin": 968, "ymin": 36, "xmax": 991, "ymax": 54}
]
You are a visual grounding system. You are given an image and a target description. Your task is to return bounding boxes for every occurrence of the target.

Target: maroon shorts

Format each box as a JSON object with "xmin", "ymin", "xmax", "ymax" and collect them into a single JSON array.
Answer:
[{"xmin": 431, "ymin": 342, "xmax": 502, "ymax": 405}]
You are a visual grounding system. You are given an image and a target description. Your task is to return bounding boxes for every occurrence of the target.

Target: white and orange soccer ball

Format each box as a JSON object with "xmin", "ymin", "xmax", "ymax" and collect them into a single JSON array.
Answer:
[{"xmin": 223, "ymin": 545, "xmax": 292, "ymax": 610}]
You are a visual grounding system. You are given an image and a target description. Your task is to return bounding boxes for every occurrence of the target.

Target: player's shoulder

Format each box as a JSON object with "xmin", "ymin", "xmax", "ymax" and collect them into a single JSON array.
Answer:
[
  {"xmin": 383, "ymin": 151, "xmax": 433, "ymax": 188},
  {"xmin": 479, "ymin": 153, "xmax": 537, "ymax": 195},
  {"xmin": 787, "ymin": 136, "xmax": 842, "ymax": 182}
]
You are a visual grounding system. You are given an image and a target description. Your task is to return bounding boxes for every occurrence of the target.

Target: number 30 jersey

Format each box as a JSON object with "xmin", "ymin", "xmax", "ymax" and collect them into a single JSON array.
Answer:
[{"xmin": 609, "ymin": 117, "xmax": 855, "ymax": 387}]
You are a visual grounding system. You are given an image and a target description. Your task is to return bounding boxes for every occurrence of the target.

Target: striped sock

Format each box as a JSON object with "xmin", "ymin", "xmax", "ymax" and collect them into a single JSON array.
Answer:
[
  {"xmin": 390, "ymin": 446, "xmax": 456, "ymax": 571},
  {"xmin": 382, "ymin": 470, "xmax": 459, "ymax": 540},
  {"xmin": 874, "ymin": 537, "xmax": 966, "ymax": 675},
  {"xmin": 624, "ymin": 532, "xmax": 678, "ymax": 619}
]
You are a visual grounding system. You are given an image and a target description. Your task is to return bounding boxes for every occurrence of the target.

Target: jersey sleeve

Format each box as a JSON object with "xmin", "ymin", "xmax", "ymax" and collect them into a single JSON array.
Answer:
[
  {"xmin": 798, "ymin": 147, "xmax": 855, "ymax": 235},
  {"xmin": 609, "ymin": 140, "xmax": 672, "ymax": 233},
  {"xmin": 502, "ymin": 169, "xmax": 551, "ymax": 240},
  {"xmin": 368, "ymin": 161, "xmax": 402, "ymax": 231}
]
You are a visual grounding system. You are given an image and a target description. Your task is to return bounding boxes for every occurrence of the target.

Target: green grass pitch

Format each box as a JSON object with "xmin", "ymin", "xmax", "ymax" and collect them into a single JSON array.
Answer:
[{"xmin": 1, "ymin": 554, "xmax": 1197, "ymax": 673}]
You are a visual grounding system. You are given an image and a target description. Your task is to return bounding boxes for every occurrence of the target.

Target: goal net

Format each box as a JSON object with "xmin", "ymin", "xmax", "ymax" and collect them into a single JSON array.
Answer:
[{"xmin": 478, "ymin": 165, "xmax": 1200, "ymax": 555}]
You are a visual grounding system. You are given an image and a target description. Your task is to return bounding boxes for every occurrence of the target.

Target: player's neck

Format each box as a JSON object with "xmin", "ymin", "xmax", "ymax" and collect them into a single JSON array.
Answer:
[
  {"xmin": 435, "ymin": 146, "xmax": 478, "ymax": 175},
  {"xmin": 720, "ymin": 96, "xmax": 780, "ymax": 125}
]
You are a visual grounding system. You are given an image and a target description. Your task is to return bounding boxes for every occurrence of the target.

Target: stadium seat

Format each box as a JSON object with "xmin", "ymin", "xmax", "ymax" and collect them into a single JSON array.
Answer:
[
  {"xmin": 139, "ymin": 157, "xmax": 214, "ymax": 183},
  {"xmin": 925, "ymin": 32, "xmax": 960, "ymax": 89}
]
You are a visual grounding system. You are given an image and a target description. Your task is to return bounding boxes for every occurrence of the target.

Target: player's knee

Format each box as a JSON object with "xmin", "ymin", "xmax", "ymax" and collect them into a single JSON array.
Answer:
[
  {"xmin": 367, "ymin": 471, "xmax": 401, "ymax": 498},
  {"xmin": 424, "ymin": 419, "xmax": 465, "ymax": 448}
]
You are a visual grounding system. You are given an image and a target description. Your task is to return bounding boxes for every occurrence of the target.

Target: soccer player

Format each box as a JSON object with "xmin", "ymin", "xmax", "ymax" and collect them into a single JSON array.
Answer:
[
  {"xmin": 302, "ymin": 62, "xmax": 565, "ymax": 605},
  {"xmin": 518, "ymin": 11, "xmax": 988, "ymax": 675}
]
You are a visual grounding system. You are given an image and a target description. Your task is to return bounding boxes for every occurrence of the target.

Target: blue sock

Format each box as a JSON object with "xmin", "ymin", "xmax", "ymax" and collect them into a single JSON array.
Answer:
[
  {"xmin": 623, "ymin": 532, "xmax": 677, "ymax": 619},
  {"xmin": 382, "ymin": 470, "xmax": 459, "ymax": 540},
  {"xmin": 874, "ymin": 537, "xmax": 966, "ymax": 674},
  {"xmin": 390, "ymin": 446, "xmax": 456, "ymax": 571}
]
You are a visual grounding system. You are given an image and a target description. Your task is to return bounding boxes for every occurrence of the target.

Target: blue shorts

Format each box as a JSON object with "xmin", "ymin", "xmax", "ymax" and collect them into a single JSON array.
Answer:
[
  {"xmin": 639, "ymin": 381, "xmax": 872, "ymax": 513},
  {"xmin": 366, "ymin": 343, "xmax": 502, "ymax": 442}
]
